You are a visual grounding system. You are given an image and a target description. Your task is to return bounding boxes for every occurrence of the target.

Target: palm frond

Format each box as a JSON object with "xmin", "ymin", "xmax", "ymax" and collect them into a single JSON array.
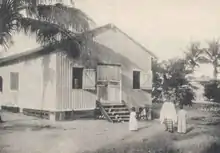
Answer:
[
  {"xmin": 25, "ymin": 3, "xmax": 95, "ymax": 32},
  {"xmin": 184, "ymin": 42, "xmax": 203, "ymax": 68},
  {"xmin": 206, "ymin": 39, "xmax": 220, "ymax": 59},
  {"xmin": 0, "ymin": 0, "xmax": 23, "ymax": 48},
  {"xmin": 19, "ymin": 17, "xmax": 74, "ymax": 42},
  {"xmin": 19, "ymin": 17, "xmax": 82, "ymax": 58}
]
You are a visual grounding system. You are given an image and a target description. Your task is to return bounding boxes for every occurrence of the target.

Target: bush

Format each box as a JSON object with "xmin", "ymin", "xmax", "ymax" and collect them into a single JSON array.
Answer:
[
  {"xmin": 204, "ymin": 80, "xmax": 220, "ymax": 102},
  {"xmin": 178, "ymin": 87, "xmax": 195, "ymax": 106}
]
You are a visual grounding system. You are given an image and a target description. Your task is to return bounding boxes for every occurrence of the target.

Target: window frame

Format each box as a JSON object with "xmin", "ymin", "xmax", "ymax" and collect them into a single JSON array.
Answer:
[
  {"xmin": 0, "ymin": 76, "xmax": 3, "ymax": 92},
  {"xmin": 72, "ymin": 67, "xmax": 84, "ymax": 89},
  {"xmin": 10, "ymin": 72, "xmax": 19, "ymax": 91},
  {"xmin": 133, "ymin": 70, "xmax": 141, "ymax": 89}
]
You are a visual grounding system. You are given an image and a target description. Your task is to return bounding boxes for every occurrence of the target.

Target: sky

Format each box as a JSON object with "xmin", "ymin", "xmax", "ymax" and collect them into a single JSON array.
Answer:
[
  {"xmin": 74, "ymin": 0, "xmax": 220, "ymax": 77},
  {"xmin": 74, "ymin": 0, "xmax": 220, "ymax": 60},
  {"xmin": 2, "ymin": 0, "xmax": 220, "ymax": 77}
]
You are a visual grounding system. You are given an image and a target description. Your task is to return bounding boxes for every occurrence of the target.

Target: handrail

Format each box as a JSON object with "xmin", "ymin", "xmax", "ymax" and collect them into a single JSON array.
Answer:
[{"xmin": 96, "ymin": 101, "xmax": 113, "ymax": 123}]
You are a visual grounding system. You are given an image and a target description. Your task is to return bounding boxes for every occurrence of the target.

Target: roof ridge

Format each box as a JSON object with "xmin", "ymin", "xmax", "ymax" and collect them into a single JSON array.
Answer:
[{"xmin": 83, "ymin": 23, "xmax": 157, "ymax": 58}]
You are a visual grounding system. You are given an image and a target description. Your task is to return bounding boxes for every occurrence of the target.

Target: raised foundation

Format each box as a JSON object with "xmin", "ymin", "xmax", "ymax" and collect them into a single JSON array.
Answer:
[
  {"xmin": 1, "ymin": 105, "xmax": 97, "ymax": 121},
  {"xmin": 1, "ymin": 106, "xmax": 20, "ymax": 113}
]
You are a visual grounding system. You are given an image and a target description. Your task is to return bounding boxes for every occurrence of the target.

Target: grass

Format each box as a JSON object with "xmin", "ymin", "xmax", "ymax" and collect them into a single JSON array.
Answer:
[
  {"xmin": 83, "ymin": 141, "xmax": 182, "ymax": 153},
  {"xmin": 203, "ymin": 142, "xmax": 220, "ymax": 153}
]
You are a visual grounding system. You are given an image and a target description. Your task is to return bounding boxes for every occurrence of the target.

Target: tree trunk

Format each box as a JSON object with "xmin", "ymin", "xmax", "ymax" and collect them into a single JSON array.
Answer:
[
  {"xmin": 213, "ymin": 65, "xmax": 218, "ymax": 80},
  {"xmin": 0, "ymin": 115, "xmax": 3, "ymax": 123}
]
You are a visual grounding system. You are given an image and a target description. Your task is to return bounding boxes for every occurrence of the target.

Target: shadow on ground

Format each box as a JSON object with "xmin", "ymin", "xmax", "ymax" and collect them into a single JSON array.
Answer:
[{"xmin": 0, "ymin": 123, "xmax": 57, "ymax": 131}]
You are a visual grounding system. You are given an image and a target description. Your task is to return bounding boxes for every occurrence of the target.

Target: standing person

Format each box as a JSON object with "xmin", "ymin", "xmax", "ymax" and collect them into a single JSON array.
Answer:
[
  {"xmin": 177, "ymin": 105, "xmax": 187, "ymax": 134},
  {"xmin": 160, "ymin": 100, "xmax": 177, "ymax": 133},
  {"xmin": 129, "ymin": 107, "xmax": 138, "ymax": 131}
]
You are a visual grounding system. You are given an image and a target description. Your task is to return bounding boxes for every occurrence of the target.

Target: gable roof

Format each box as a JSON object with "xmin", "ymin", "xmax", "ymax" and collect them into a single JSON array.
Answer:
[
  {"xmin": 0, "ymin": 23, "xmax": 157, "ymax": 67},
  {"xmin": 80, "ymin": 23, "xmax": 157, "ymax": 58},
  {"xmin": 0, "ymin": 46, "xmax": 54, "ymax": 67}
]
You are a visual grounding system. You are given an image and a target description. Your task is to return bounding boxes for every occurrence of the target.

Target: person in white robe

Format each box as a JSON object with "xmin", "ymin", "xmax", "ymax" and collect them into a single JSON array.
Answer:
[
  {"xmin": 129, "ymin": 107, "xmax": 138, "ymax": 131},
  {"xmin": 160, "ymin": 101, "xmax": 177, "ymax": 132},
  {"xmin": 177, "ymin": 105, "xmax": 187, "ymax": 134}
]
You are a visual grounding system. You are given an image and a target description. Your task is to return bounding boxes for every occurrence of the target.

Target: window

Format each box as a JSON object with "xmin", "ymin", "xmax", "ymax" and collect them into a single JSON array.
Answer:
[
  {"xmin": 133, "ymin": 71, "xmax": 140, "ymax": 89},
  {"xmin": 10, "ymin": 72, "xmax": 19, "ymax": 91},
  {"xmin": 0, "ymin": 76, "xmax": 3, "ymax": 92},
  {"xmin": 72, "ymin": 67, "xmax": 83, "ymax": 89}
]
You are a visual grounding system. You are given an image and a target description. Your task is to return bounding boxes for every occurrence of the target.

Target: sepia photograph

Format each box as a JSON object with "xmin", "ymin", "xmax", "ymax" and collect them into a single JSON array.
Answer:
[{"xmin": 0, "ymin": 0, "xmax": 220, "ymax": 152}]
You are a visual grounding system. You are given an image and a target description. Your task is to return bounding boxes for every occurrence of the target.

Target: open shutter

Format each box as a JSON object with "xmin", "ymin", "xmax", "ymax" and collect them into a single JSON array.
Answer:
[
  {"xmin": 140, "ymin": 70, "xmax": 152, "ymax": 89},
  {"xmin": 83, "ymin": 69, "xmax": 96, "ymax": 90}
]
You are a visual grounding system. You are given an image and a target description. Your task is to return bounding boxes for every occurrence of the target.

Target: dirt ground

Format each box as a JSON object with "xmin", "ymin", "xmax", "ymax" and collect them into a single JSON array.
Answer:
[{"xmin": 0, "ymin": 108, "xmax": 219, "ymax": 153}]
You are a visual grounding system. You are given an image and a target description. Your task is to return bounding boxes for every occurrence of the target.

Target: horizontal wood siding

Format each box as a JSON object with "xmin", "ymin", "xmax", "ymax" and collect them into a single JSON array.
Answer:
[{"xmin": 56, "ymin": 53, "xmax": 96, "ymax": 111}]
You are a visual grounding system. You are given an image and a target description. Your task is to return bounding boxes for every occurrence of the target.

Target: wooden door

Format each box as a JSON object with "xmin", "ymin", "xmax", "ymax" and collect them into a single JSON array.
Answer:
[{"xmin": 97, "ymin": 63, "xmax": 122, "ymax": 104}]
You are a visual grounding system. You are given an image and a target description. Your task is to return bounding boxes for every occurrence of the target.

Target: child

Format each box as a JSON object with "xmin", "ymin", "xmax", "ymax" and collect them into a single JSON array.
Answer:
[
  {"xmin": 129, "ymin": 107, "xmax": 138, "ymax": 131},
  {"xmin": 177, "ymin": 105, "xmax": 187, "ymax": 134}
]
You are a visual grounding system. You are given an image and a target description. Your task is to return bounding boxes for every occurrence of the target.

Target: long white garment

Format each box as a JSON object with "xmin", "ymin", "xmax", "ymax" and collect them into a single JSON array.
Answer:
[
  {"xmin": 129, "ymin": 112, "xmax": 138, "ymax": 131},
  {"xmin": 160, "ymin": 102, "xmax": 177, "ymax": 124},
  {"xmin": 177, "ymin": 109, "xmax": 187, "ymax": 133}
]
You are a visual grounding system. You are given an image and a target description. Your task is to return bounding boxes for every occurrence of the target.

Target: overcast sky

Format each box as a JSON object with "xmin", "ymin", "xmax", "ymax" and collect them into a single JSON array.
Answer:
[
  {"xmin": 2, "ymin": 0, "xmax": 219, "ymax": 77},
  {"xmin": 75, "ymin": 0, "xmax": 220, "ymax": 60},
  {"xmin": 74, "ymin": 0, "xmax": 220, "ymax": 77}
]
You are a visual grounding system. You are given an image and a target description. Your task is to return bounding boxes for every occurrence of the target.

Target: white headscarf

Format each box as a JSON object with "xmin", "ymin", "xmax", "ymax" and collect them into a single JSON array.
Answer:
[{"xmin": 160, "ymin": 101, "xmax": 177, "ymax": 124}]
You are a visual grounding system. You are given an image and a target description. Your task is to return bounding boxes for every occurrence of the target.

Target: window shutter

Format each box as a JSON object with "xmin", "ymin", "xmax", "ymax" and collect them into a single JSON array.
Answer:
[
  {"xmin": 83, "ymin": 69, "xmax": 96, "ymax": 90},
  {"xmin": 140, "ymin": 70, "xmax": 152, "ymax": 89}
]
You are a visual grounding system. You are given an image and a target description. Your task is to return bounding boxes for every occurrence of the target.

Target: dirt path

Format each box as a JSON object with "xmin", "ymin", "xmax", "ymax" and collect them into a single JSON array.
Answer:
[
  {"xmin": 0, "ymin": 112, "xmax": 164, "ymax": 153},
  {"xmin": 0, "ymin": 110, "xmax": 218, "ymax": 153}
]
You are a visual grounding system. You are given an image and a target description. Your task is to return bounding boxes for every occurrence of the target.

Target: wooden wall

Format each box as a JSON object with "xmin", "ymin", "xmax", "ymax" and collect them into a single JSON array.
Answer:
[
  {"xmin": 56, "ymin": 52, "xmax": 96, "ymax": 111},
  {"xmin": 92, "ymin": 29, "xmax": 152, "ymax": 108},
  {"xmin": 0, "ymin": 53, "xmax": 57, "ymax": 111}
]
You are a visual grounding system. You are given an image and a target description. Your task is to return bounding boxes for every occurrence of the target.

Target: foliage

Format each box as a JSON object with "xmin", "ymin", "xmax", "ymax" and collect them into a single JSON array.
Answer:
[
  {"xmin": 184, "ymin": 42, "xmax": 203, "ymax": 70},
  {"xmin": 204, "ymin": 80, "xmax": 220, "ymax": 102},
  {"xmin": 152, "ymin": 59, "xmax": 164, "ymax": 102},
  {"xmin": 0, "ymin": 0, "xmax": 94, "ymax": 58},
  {"xmin": 152, "ymin": 58, "xmax": 195, "ymax": 106},
  {"xmin": 199, "ymin": 39, "xmax": 220, "ymax": 79}
]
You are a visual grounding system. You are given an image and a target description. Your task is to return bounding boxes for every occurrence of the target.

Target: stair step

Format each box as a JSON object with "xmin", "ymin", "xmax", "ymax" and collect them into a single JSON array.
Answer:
[
  {"xmin": 101, "ymin": 103, "xmax": 124, "ymax": 106},
  {"xmin": 102, "ymin": 104, "xmax": 126, "ymax": 108},
  {"xmin": 108, "ymin": 111, "xmax": 130, "ymax": 115},
  {"xmin": 98, "ymin": 102, "xmax": 131, "ymax": 123},
  {"xmin": 112, "ymin": 119, "xmax": 129, "ymax": 122},
  {"xmin": 109, "ymin": 115, "xmax": 130, "ymax": 118},
  {"xmin": 105, "ymin": 107, "xmax": 129, "ymax": 111}
]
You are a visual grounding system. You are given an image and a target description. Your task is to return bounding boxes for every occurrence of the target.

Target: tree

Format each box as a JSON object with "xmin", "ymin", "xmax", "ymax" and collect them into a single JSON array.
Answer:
[
  {"xmin": 199, "ymin": 39, "xmax": 220, "ymax": 80},
  {"xmin": 163, "ymin": 59, "xmax": 195, "ymax": 106},
  {"xmin": 152, "ymin": 58, "xmax": 196, "ymax": 106},
  {"xmin": 184, "ymin": 42, "xmax": 203, "ymax": 71},
  {"xmin": 0, "ymin": 0, "xmax": 94, "ymax": 57},
  {"xmin": 0, "ymin": 0, "xmax": 94, "ymax": 122},
  {"xmin": 152, "ymin": 59, "xmax": 165, "ymax": 102}
]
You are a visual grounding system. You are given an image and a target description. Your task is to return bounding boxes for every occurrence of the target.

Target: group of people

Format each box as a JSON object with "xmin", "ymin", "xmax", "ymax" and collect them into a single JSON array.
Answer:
[{"xmin": 129, "ymin": 100, "xmax": 187, "ymax": 134}]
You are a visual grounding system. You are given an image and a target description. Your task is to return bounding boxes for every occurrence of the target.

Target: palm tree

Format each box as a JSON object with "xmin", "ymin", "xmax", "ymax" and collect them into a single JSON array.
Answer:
[
  {"xmin": 200, "ymin": 39, "xmax": 220, "ymax": 80},
  {"xmin": 0, "ymin": 0, "xmax": 94, "ymax": 122},
  {"xmin": 184, "ymin": 42, "xmax": 203, "ymax": 71},
  {"xmin": 0, "ymin": 0, "xmax": 94, "ymax": 56}
]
